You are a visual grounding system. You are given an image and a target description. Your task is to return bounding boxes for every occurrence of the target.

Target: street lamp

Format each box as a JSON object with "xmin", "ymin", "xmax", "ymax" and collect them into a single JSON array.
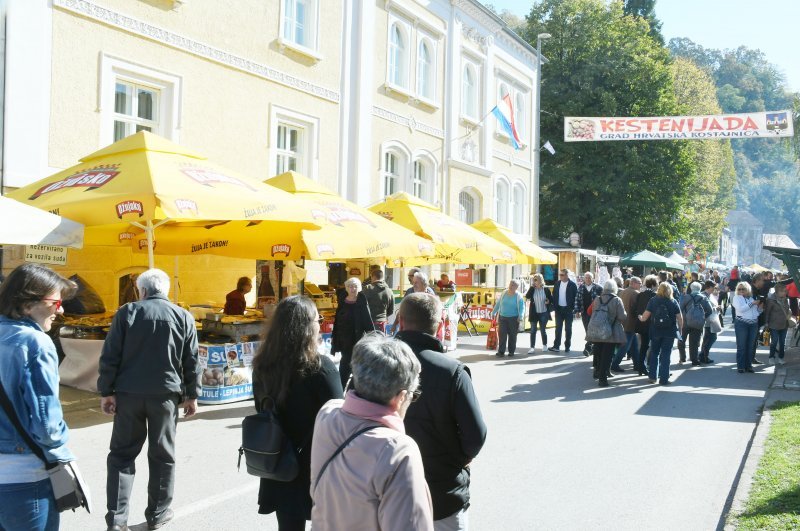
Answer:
[{"xmin": 532, "ymin": 33, "xmax": 550, "ymax": 248}]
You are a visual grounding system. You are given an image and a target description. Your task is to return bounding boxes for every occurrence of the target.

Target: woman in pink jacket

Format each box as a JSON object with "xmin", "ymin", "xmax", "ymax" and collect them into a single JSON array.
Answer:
[{"xmin": 310, "ymin": 334, "xmax": 433, "ymax": 531}]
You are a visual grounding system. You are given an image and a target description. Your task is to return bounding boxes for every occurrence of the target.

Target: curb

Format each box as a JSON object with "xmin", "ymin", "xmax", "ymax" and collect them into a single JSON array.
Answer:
[{"xmin": 719, "ymin": 341, "xmax": 800, "ymax": 530}]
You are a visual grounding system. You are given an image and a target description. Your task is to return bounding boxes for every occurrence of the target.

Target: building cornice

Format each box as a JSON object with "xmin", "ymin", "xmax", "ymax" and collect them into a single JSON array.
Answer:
[
  {"xmin": 54, "ymin": 0, "xmax": 340, "ymax": 103},
  {"xmin": 372, "ymin": 105, "xmax": 445, "ymax": 139}
]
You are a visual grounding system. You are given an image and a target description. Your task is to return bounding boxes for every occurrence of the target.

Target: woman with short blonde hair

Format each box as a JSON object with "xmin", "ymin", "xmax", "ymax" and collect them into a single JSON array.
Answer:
[
  {"xmin": 731, "ymin": 281, "xmax": 761, "ymax": 373},
  {"xmin": 638, "ymin": 282, "xmax": 683, "ymax": 384}
]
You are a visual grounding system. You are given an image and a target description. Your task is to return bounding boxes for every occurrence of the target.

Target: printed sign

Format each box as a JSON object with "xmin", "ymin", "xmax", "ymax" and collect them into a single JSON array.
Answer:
[
  {"xmin": 198, "ymin": 341, "xmax": 260, "ymax": 405},
  {"xmin": 25, "ymin": 245, "xmax": 68, "ymax": 265},
  {"xmin": 564, "ymin": 110, "xmax": 795, "ymax": 141}
]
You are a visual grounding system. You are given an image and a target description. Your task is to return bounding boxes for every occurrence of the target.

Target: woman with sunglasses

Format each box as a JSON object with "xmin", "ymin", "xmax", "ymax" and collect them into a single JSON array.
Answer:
[
  {"xmin": 251, "ymin": 295, "xmax": 343, "ymax": 531},
  {"xmin": 0, "ymin": 264, "xmax": 77, "ymax": 530},
  {"xmin": 731, "ymin": 281, "xmax": 763, "ymax": 373}
]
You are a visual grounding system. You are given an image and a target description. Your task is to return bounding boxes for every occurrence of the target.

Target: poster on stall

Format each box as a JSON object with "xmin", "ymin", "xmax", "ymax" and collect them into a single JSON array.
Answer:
[
  {"xmin": 564, "ymin": 110, "xmax": 794, "ymax": 142},
  {"xmin": 198, "ymin": 341, "xmax": 259, "ymax": 404}
]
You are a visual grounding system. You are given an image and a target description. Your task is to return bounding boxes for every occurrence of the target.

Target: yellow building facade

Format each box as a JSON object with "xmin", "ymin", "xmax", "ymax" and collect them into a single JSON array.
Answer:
[{"xmin": 1, "ymin": 0, "xmax": 542, "ymax": 299}]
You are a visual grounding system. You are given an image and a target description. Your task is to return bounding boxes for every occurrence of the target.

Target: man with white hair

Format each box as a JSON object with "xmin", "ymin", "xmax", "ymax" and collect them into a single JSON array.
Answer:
[{"xmin": 98, "ymin": 268, "xmax": 199, "ymax": 531}]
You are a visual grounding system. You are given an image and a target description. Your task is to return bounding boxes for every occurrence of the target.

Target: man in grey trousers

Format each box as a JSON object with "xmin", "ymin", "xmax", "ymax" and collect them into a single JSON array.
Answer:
[{"xmin": 98, "ymin": 269, "xmax": 199, "ymax": 531}]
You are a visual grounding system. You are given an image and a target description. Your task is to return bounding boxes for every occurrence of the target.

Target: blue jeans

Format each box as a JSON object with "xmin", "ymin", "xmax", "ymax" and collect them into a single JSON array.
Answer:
[
  {"xmin": 734, "ymin": 319, "xmax": 758, "ymax": 370},
  {"xmin": 529, "ymin": 312, "xmax": 549, "ymax": 348},
  {"xmin": 648, "ymin": 335, "xmax": 674, "ymax": 383},
  {"xmin": 612, "ymin": 331, "xmax": 639, "ymax": 368},
  {"xmin": 0, "ymin": 478, "xmax": 59, "ymax": 531},
  {"xmin": 770, "ymin": 328, "xmax": 788, "ymax": 359}
]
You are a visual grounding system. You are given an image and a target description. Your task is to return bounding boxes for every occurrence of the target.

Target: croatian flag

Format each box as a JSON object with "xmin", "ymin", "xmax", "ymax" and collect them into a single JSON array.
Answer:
[{"xmin": 491, "ymin": 94, "xmax": 522, "ymax": 150}]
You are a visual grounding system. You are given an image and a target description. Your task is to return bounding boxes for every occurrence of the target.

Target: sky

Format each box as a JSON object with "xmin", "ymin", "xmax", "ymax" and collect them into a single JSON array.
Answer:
[{"xmin": 483, "ymin": 0, "xmax": 800, "ymax": 95}]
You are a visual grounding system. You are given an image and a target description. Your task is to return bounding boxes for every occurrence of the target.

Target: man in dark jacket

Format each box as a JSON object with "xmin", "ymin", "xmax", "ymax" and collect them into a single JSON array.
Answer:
[
  {"xmin": 395, "ymin": 293, "xmax": 487, "ymax": 529},
  {"xmin": 363, "ymin": 268, "xmax": 395, "ymax": 330},
  {"xmin": 548, "ymin": 269, "xmax": 579, "ymax": 353},
  {"xmin": 98, "ymin": 269, "xmax": 199, "ymax": 531}
]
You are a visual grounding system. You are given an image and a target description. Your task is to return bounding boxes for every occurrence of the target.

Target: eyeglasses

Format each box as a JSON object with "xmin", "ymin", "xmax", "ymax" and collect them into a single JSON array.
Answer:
[
  {"xmin": 42, "ymin": 298, "xmax": 63, "ymax": 310},
  {"xmin": 316, "ymin": 315, "xmax": 324, "ymax": 323},
  {"xmin": 409, "ymin": 389, "xmax": 422, "ymax": 402}
]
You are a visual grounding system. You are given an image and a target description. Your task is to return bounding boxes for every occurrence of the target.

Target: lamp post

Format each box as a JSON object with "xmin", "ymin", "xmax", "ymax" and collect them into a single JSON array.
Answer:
[{"xmin": 532, "ymin": 33, "xmax": 550, "ymax": 248}]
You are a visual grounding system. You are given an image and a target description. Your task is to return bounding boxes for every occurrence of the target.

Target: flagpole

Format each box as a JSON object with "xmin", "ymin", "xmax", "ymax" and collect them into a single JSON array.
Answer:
[{"xmin": 533, "ymin": 33, "xmax": 551, "ymax": 249}]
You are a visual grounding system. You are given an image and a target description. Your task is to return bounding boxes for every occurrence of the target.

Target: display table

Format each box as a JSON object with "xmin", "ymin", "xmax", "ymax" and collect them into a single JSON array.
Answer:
[{"xmin": 59, "ymin": 337, "xmax": 104, "ymax": 392}]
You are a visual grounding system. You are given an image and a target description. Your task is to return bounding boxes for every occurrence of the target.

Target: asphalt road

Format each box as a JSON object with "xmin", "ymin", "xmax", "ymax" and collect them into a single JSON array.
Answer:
[{"xmin": 60, "ymin": 320, "xmax": 773, "ymax": 530}]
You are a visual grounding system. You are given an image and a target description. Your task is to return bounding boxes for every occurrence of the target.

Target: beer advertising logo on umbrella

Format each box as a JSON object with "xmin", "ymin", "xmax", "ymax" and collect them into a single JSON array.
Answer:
[
  {"xmin": 180, "ymin": 166, "xmax": 258, "ymax": 192},
  {"xmin": 29, "ymin": 165, "xmax": 121, "ymax": 199},
  {"xmin": 116, "ymin": 200, "xmax": 144, "ymax": 218},
  {"xmin": 271, "ymin": 244, "xmax": 291, "ymax": 257}
]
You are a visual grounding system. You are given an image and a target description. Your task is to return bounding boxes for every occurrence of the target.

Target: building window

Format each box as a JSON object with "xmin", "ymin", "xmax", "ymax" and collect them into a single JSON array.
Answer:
[
  {"xmin": 461, "ymin": 64, "xmax": 478, "ymax": 120},
  {"xmin": 282, "ymin": 0, "xmax": 318, "ymax": 51},
  {"xmin": 459, "ymin": 188, "xmax": 479, "ymax": 225},
  {"xmin": 270, "ymin": 106, "xmax": 319, "ymax": 179},
  {"xmin": 413, "ymin": 159, "xmax": 436, "ymax": 202},
  {"xmin": 100, "ymin": 56, "xmax": 181, "ymax": 145},
  {"xmin": 496, "ymin": 82, "xmax": 510, "ymax": 134},
  {"xmin": 512, "ymin": 183, "xmax": 526, "ymax": 234},
  {"xmin": 113, "ymin": 81, "xmax": 160, "ymax": 141},
  {"xmin": 388, "ymin": 23, "xmax": 408, "ymax": 88},
  {"xmin": 384, "ymin": 152, "xmax": 400, "ymax": 196},
  {"xmin": 515, "ymin": 93, "xmax": 526, "ymax": 142},
  {"xmin": 495, "ymin": 178, "xmax": 509, "ymax": 227},
  {"xmin": 275, "ymin": 124, "xmax": 302, "ymax": 174},
  {"xmin": 416, "ymin": 40, "xmax": 433, "ymax": 101}
]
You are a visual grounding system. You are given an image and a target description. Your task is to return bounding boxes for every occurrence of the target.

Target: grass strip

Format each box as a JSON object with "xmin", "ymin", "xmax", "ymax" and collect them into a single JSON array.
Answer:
[{"xmin": 737, "ymin": 401, "xmax": 800, "ymax": 530}]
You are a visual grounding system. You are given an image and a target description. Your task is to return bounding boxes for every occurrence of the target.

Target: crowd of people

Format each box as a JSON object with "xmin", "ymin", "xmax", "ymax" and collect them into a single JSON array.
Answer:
[
  {"xmin": 490, "ymin": 266, "xmax": 798, "ymax": 388},
  {"xmin": 1, "ymin": 259, "xmax": 796, "ymax": 530},
  {"xmin": 0, "ymin": 264, "xmax": 486, "ymax": 531}
]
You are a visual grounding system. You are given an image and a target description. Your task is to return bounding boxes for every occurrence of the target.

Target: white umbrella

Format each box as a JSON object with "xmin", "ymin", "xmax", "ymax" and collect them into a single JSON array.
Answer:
[
  {"xmin": 0, "ymin": 195, "xmax": 84, "ymax": 248},
  {"xmin": 665, "ymin": 251, "xmax": 688, "ymax": 265}
]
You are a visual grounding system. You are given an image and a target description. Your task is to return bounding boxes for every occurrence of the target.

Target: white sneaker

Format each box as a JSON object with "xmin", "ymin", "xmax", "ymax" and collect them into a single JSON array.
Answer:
[
  {"xmin": 779, "ymin": 358, "xmax": 786, "ymax": 365},
  {"xmin": 527, "ymin": 348, "xmax": 535, "ymax": 354}
]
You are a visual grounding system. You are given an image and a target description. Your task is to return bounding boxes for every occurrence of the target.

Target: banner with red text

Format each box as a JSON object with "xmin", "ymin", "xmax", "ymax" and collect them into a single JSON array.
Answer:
[{"xmin": 564, "ymin": 110, "xmax": 794, "ymax": 142}]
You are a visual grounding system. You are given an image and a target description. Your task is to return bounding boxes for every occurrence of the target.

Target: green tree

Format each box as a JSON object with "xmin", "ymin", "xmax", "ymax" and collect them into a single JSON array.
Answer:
[
  {"xmin": 670, "ymin": 57, "xmax": 736, "ymax": 254},
  {"xmin": 523, "ymin": 0, "xmax": 694, "ymax": 253},
  {"xmin": 623, "ymin": 0, "xmax": 664, "ymax": 45}
]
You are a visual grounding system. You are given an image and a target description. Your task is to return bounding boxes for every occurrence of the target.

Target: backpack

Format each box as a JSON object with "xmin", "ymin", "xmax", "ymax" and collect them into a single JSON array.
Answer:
[
  {"xmin": 586, "ymin": 296, "xmax": 613, "ymax": 341},
  {"xmin": 651, "ymin": 299, "xmax": 673, "ymax": 331},
  {"xmin": 237, "ymin": 397, "xmax": 299, "ymax": 481},
  {"xmin": 685, "ymin": 295, "xmax": 705, "ymax": 330}
]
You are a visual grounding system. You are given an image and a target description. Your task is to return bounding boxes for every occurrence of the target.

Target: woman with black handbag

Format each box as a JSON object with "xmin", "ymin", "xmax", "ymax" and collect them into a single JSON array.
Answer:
[
  {"xmin": 0, "ymin": 264, "xmax": 77, "ymax": 530},
  {"xmin": 252, "ymin": 296, "xmax": 343, "ymax": 531}
]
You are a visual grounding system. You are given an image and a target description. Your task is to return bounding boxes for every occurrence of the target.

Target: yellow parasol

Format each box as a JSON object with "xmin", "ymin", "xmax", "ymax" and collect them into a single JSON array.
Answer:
[
  {"xmin": 7, "ymin": 132, "xmax": 321, "ymax": 267},
  {"xmin": 748, "ymin": 263, "xmax": 770, "ymax": 272},
  {"xmin": 368, "ymin": 192, "xmax": 517, "ymax": 264},
  {"xmin": 470, "ymin": 218, "xmax": 557, "ymax": 264},
  {"xmin": 126, "ymin": 171, "xmax": 435, "ymax": 262}
]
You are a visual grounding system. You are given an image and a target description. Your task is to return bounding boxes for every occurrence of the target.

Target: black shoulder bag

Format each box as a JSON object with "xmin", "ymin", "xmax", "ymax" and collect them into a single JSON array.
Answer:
[
  {"xmin": 0, "ymin": 381, "xmax": 91, "ymax": 513},
  {"xmin": 238, "ymin": 396, "xmax": 302, "ymax": 481}
]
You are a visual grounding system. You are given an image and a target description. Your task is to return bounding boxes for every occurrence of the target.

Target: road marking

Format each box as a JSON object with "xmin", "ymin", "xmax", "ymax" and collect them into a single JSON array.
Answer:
[{"xmin": 173, "ymin": 480, "xmax": 259, "ymax": 520}]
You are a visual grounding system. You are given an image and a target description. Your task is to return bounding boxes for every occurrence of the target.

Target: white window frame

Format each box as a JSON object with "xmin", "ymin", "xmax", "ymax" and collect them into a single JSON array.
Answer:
[
  {"xmin": 494, "ymin": 176, "xmax": 510, "ymax": 227},
  {"xmin": 386, "ymin": 17, "xmax": 412, "ymax": 94},
  {"xmin": 495, "ymin": 81, "xmax": 511, "ymax": 139},
  {"xmin": 269, "ymin": 105, "xmax": 319, "ymax": 179},
  {"xmin": 415, "ymin": 33, "xmax": 437, "ymax": 106},
  {"xmin": 460, "ymin": 60, "xmax": 480, "ymax": 124},
  {"xmin": 383, "ymin": 151, "xmax": 401, "ymax": 197},
  {"xmin": 112, "ymin": 79, "xmax": 160, "ymax": 142},
  {"xmin": 458, "ymin": 187, "xmax": 480, "ymax": 225},
  {"xmin": 410, "ymin": 151, "xmax": 437, "ymax": 203},
  {"xmin": 515, "ymin": 92, "xmax": 527, "ymax": 143},
  {"xmin": 98, "ymin": 55, "xmax": 182, "ymax": 146},
  {"xmin": 511, "ymin": 181, "xmax": 527, "ymax": 234},
  {"xmin": 278, "ymin": 0, "xmax": 322, "ymax": 60},
  {"xmin": 380, "ymin": 141, "xmax": 411, "ymax": 198}
]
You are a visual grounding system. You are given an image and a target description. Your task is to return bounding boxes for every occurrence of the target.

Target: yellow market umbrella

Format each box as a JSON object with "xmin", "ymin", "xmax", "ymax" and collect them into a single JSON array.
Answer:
[
  {"xmin": 748, "ymin": 263, "xmax": 769, "ymax": 272},
  {"xmin": 0, "ymin": 195, "xmax": 84, "ymax": 248},
  {"xmin": 368, "ymin": 192, "xmax": 517, "ymax": 264},
  {"xmin": 127, "ymin": 171, "xmax": 435, "ymax": 261},
  {"xmin": 470, "ymin": 218, "xmax": 557, "ymax": 265},
  {"xmin": 7, "ymin": 132, "xmax": 321, "ymax": 267}
]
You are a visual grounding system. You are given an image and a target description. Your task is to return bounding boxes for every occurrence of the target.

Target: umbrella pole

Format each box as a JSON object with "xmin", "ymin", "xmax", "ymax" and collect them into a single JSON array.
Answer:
[{"xmin": 146, "ymin": 220, "xmax": 155, "ymax": 269}]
